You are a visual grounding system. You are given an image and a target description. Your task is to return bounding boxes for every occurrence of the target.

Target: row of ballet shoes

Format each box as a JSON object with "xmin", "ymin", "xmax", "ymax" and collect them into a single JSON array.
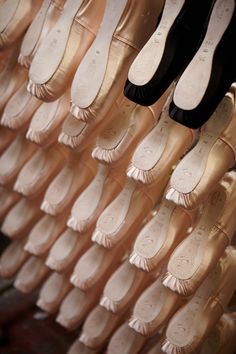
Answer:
[{"xmin": 125, "ymin": 0, "xmax": 236, "ymax": 129}]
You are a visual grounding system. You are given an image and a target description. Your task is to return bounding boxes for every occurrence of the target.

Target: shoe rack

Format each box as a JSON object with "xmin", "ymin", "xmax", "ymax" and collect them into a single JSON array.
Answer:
[{"xmin": 0, "ymin": 1, "xmax": 236, "ymax": 354}]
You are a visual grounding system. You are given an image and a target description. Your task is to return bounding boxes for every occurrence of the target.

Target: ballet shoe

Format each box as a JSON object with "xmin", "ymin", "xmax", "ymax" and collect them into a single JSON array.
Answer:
[
  {"xmin": 0, "ymin": 187, "xmax": 20, "ymax": 220},
  {"xmin": 92, "ymin": 91, "xmax": 170, "ymax": 167},
  {"xmin": 68, "ymin": 340, "xmax": 99, "ymax": 354},
  {"xmin": 26, "ymin": 92, "xmax": 70, "ymax": 148},
  {"xmin": 1, "ymin": 196, "xmax": 43, "ymax": 239},
  {"xmin": 0, "ymin": 135, "xmax": 37, "ymax": 187},
  {"xmin": 79, "ymin": 305, "xmax": 123, "ymax": 350},
  {"xmin": 18, "ymin": 0, "xmax": 66, "ymax": 69},
  {"xmin": 129, "ymin": 200, "xmax": 196, "ymax": 273},
  {"xmin": 0, "ymin": 237, "xmax": 29, "ymax": 279},
  {"xmin": 106, "ymin": 322, "xmax": 146, "ymax": 354},
  {"xmin": 100, "ymin": 260, "xmax": 151, "ymax": 314},
  {"xmin": 127, "ymin": 92, "xmax": 196, "ymax": 185},
  {"xmin": 57, "ymin": 284, "xmax": 104, "ymax": 330},
  {"xmin": 37, "ymin": 271, "xmax": 72, "ymax": 314},
  {"xmin": 70, "ymin": 0, "xmax": 161, "ymax": 123},
  {"xmin": 14, "ymin": 145, "xmax": 68, "ymax": 198},
  {"xmin": 124, "ymin": 0, "xmax": 215, "ymax": 106},
  {"xmin": 14, "ymin": 255, "xmax": 50, "ymax": 294},
  {"xmin": 24, "ymin": 213, "xmax": 68, "ymax": 256},
  {"xmin": 162, "ymin": 247, "xmax": 236, "ymax": 354},
  {"xmin": 28, "ymin": 0, "xmax": 106, "ymax": 102},
  {"xmin": 163, "ymin": 172, "xmax": 236, "ymax": 297},
  {"xmin": 166, "ymin": 87, "xmax": 236, "ymax": 209},
  {"xmin": 199, "ymin": 312, "xmax": 236, "ymax": 354},
  {"xmin": 70, "ymin": 243, "xmax": 124, "ymax": 291},
  {"xmin": 169, "ymin": 0, "xmax": 236, "ymax": 129},
  {"xmin": 41, "ymin": 150, "xmax": 97, "ymax": 216},
  {"xmin": 0, "ymin": 0, "xmax": 42, "ymax": 50},
  {"xmin": 45, "ymin": 228, "xmax": 92, "ymax": 273},
  {"xmin": 129, "ymin": 276, "xmax": 181, "ymax": 337},
  {"xmin": 0, "ymin": 127, "xmax": 15, "ymax": 155},
  {"xmin": 92, "ymin": 176, "xmax": 169, "ymax": 249},
  {"xmin": 1, "ymin": 82, "xmax": 42, "ymax": 132},
  {"xmin": 67, "ymin": 164, "xmax": 126, "ymax": 234}
]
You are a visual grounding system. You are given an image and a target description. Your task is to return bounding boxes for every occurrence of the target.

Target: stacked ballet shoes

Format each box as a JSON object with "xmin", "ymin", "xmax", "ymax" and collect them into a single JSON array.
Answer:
[{"xmin": 0, "ymin": 1, "xmax": 236, "ymax": 354}]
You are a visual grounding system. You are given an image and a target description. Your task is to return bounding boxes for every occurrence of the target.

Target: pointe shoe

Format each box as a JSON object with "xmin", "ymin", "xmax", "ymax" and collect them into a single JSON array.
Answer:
[
  {"xmin": 57, "ymin": 285, "xmax": 104, "ymax": 330},
  {"xmin": 46, "ymin": 228, "xmax": 92, "ymax": 273},
  {"xmin": 0, "ymin": 0, "xmax": 42, "ymax": 49},
  {"xmin": 92, "ymin": 176, "xmax": 169, "ymax": 249},
  {"xmin": 14, "ymin": 256, "xmax": 50, "ymax": 293},
  {"xmin": 67, "ymin": 164, "xmax": 125, "ymax": 233},
  {"xmin": 14, "ymin": 145, "xmax": 68, "ymax": 198},
  {"xmin": 0, "ymin": 187, "xmax": 20, "ymax": 220},
  {"xmin": 18, "ymin": 0, "xmax": 66, "ymax": 69},
  {"xmin": 24, "ymin": 213, "xmax": 68, "ymax": 256},
  {"xmin": 100, "ymin": 260, "xmax": 151, "ymax": 314},
  {"xmin": 163, "ymin": 172, "xmax": 236, "ymax": 296},
  {"xmin": 129, "ymin": 276, "xmax": 181, "ymax": 337},
  {"xmin": 162, "ymin": 247, "xmax": 236, "ymax": 354},
  {"xmin": 92, "ymin": 91, "xmax": 170, "ymax": 167},
  {"xmin": 166, "ymin": 88, "xmax": 236, "ymax": 209},
  {"xmin": 0, "ymin": 237, "xmax": 29, "ymax": 279},
  {"xmin": 1, "ymin": 82, "xmax": 42, "ymax": 131},
  {"xmin": 127, "ymin": 93, "xmax": 196, "ymax": 185},
  {"xmin": 41, "ymin": 150, "xmax": 97, "ymax": 216},
  {"xmin": 129, "ymin": 200, "xmax": 195, "ymax": 273},
  {"xmin": 70, "ymin": 0, "xmax": 161, "ymax": 122},
  {"xmin": 0, "ymin": 127, "xmax": 15, "ymax": 155},
  {"xmin": 28, "ymin": 0, "xmax": 106, "ymax": 101},
  {"xmin": 79, "ymin": 305, "xmax": 123, "ymax": 350},
  {"xmin": 26, "ymin": 92, "xmax": 70, "ymax": 148},
  {"xmin": 1, "ymin": 196, "xmax": 43, "ymax": 239},
  {"xmin": 200, "ymin": 312, "xmax": 236, "ymax": 354},
  {"xmin": 106, "ymin": 322, "xmax": 146, "ymax": 354},
  {"xmin": 37, "ymin": 271, "xmax": 72, "ymax": 314},
  {"xmin": 170, "ymin": 0, "xmax": 236, "ymax": 129},
  {"xmin": 124, "ymin": 0, "xmax": 214, "ymax": 106},
  {"xmin": 0, "ymin": 135, "xmax": 36, "ymax": 187},
  {"xmin": 68, "ymin": 340, "xmax": 99, "ymax": 354}
]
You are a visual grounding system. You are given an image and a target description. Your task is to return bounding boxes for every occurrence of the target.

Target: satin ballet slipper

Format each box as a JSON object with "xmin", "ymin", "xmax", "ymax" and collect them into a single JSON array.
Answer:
[
  {"xmin": 0, "ymin": 135, "xmax": 36, "ymax": 187},
  {"xmin": 166, "ymin": 86, "xmax": 236, "ymax": 210},
  {"xmin": 163, "ymin": 172, "xmax": 236, "ymax": 296},
  {"xmin": 67, "ymin": 164, "xmax": 126, "ymax": 234},
  {"xmin": 70, "ymin": 0, "xmax": 161, "ymax": 124},
  {"xmin": 162, "ymin": 247, "xmax": 236, "ymax": 354},
  {"xmin": 14, "ymin": 255, "xmax": 50, "ymax": 294},
  {"xmin": 127, "ymin": 94, "xmax": 195, "ymax": 185},
  {"xmin": 41, "ymin": 149, "xmax": 97, "ymax": 216},
  {"xmin": 68, "ymin": 340, "xmax": 99, "ymax": 354},
  {"xmin": 0, "ymin": 0, "xmax": 42, "ymax": 49},
  {"xmin": 56, "ymin": 284, "xmax": 105, "ymax": 330},
  {"xmin": 92, "ymin": 91, "xmax": 170, "ymax": 166},
  {"xmin": 129, "ymin": 200, "xmax": 196, "ymax": 272},
  {"xmin": 92, "ymin": 176, "xmax": 169, "ymax": 249},
  {"xmin": 100, "ymin": 260, "xmax": 151, "ymax": 314},
  {"xmin": 70, "ymin": 243, "xmax": 125, "ymax": 291},
  {"xmin": 1, "ymin": 82, "xmax": 42, "ymax": 131},
  {"xmin": 28, "ymin": 0, "xmax": 106, "ymax": 101},
  {"xmin": 0, "ymin": 187, "xmax": 20, "ymax": 220},
  {"xmin": 0, "ymin": 127, "xmax": 15, "ymax": 155},
  {"xmin": 1, "ymin": 196, "xmax": 43, "ymax": 239},
  {"xmin": 0, "ymin": 237, "xmax": 29, "ymax": 279},
  {"xmin": 26, "ymin": 92, "xmax": 70, "ymax": 148},
  {"xmin": 24, "ymin": 213, "xmax": 68, "ymax": 256},
  {"xmin": 79, "ymin": 305, "xmax": 123, "ymax": 350},
  {"xmin": 37, "ymin": 271, "xmax": 72, "ymax": 314},
  {"xmin": 106, "ymin": 322, "xmax": 146, "ymax": 354},
  {"xmin": 129, "ymin": 276, "xmax": 181, "ymax": 337},
  {"xmin": 45, "ymin": 228, "xmax": 92, "ymax": 273},
  {"xmin": 14, "ymin": 144, "xmax": 68, "ymax": 198},
  {"xmin": 18, "ymin": 0, "xmax": 66, "ymax": 69},
  {"xmin": 200, "ymin": 312, "xmax": 236, "ymax": 354}
]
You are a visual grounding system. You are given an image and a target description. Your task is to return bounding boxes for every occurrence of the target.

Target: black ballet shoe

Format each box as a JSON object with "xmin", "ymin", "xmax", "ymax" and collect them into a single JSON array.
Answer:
[
  {"xmin": 169, "ymin": 0, "xmax": 236, "ymax": 129},
  {"xmin": 124, "ymin": 0, "xmax": 215, "ymax": 106}
]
